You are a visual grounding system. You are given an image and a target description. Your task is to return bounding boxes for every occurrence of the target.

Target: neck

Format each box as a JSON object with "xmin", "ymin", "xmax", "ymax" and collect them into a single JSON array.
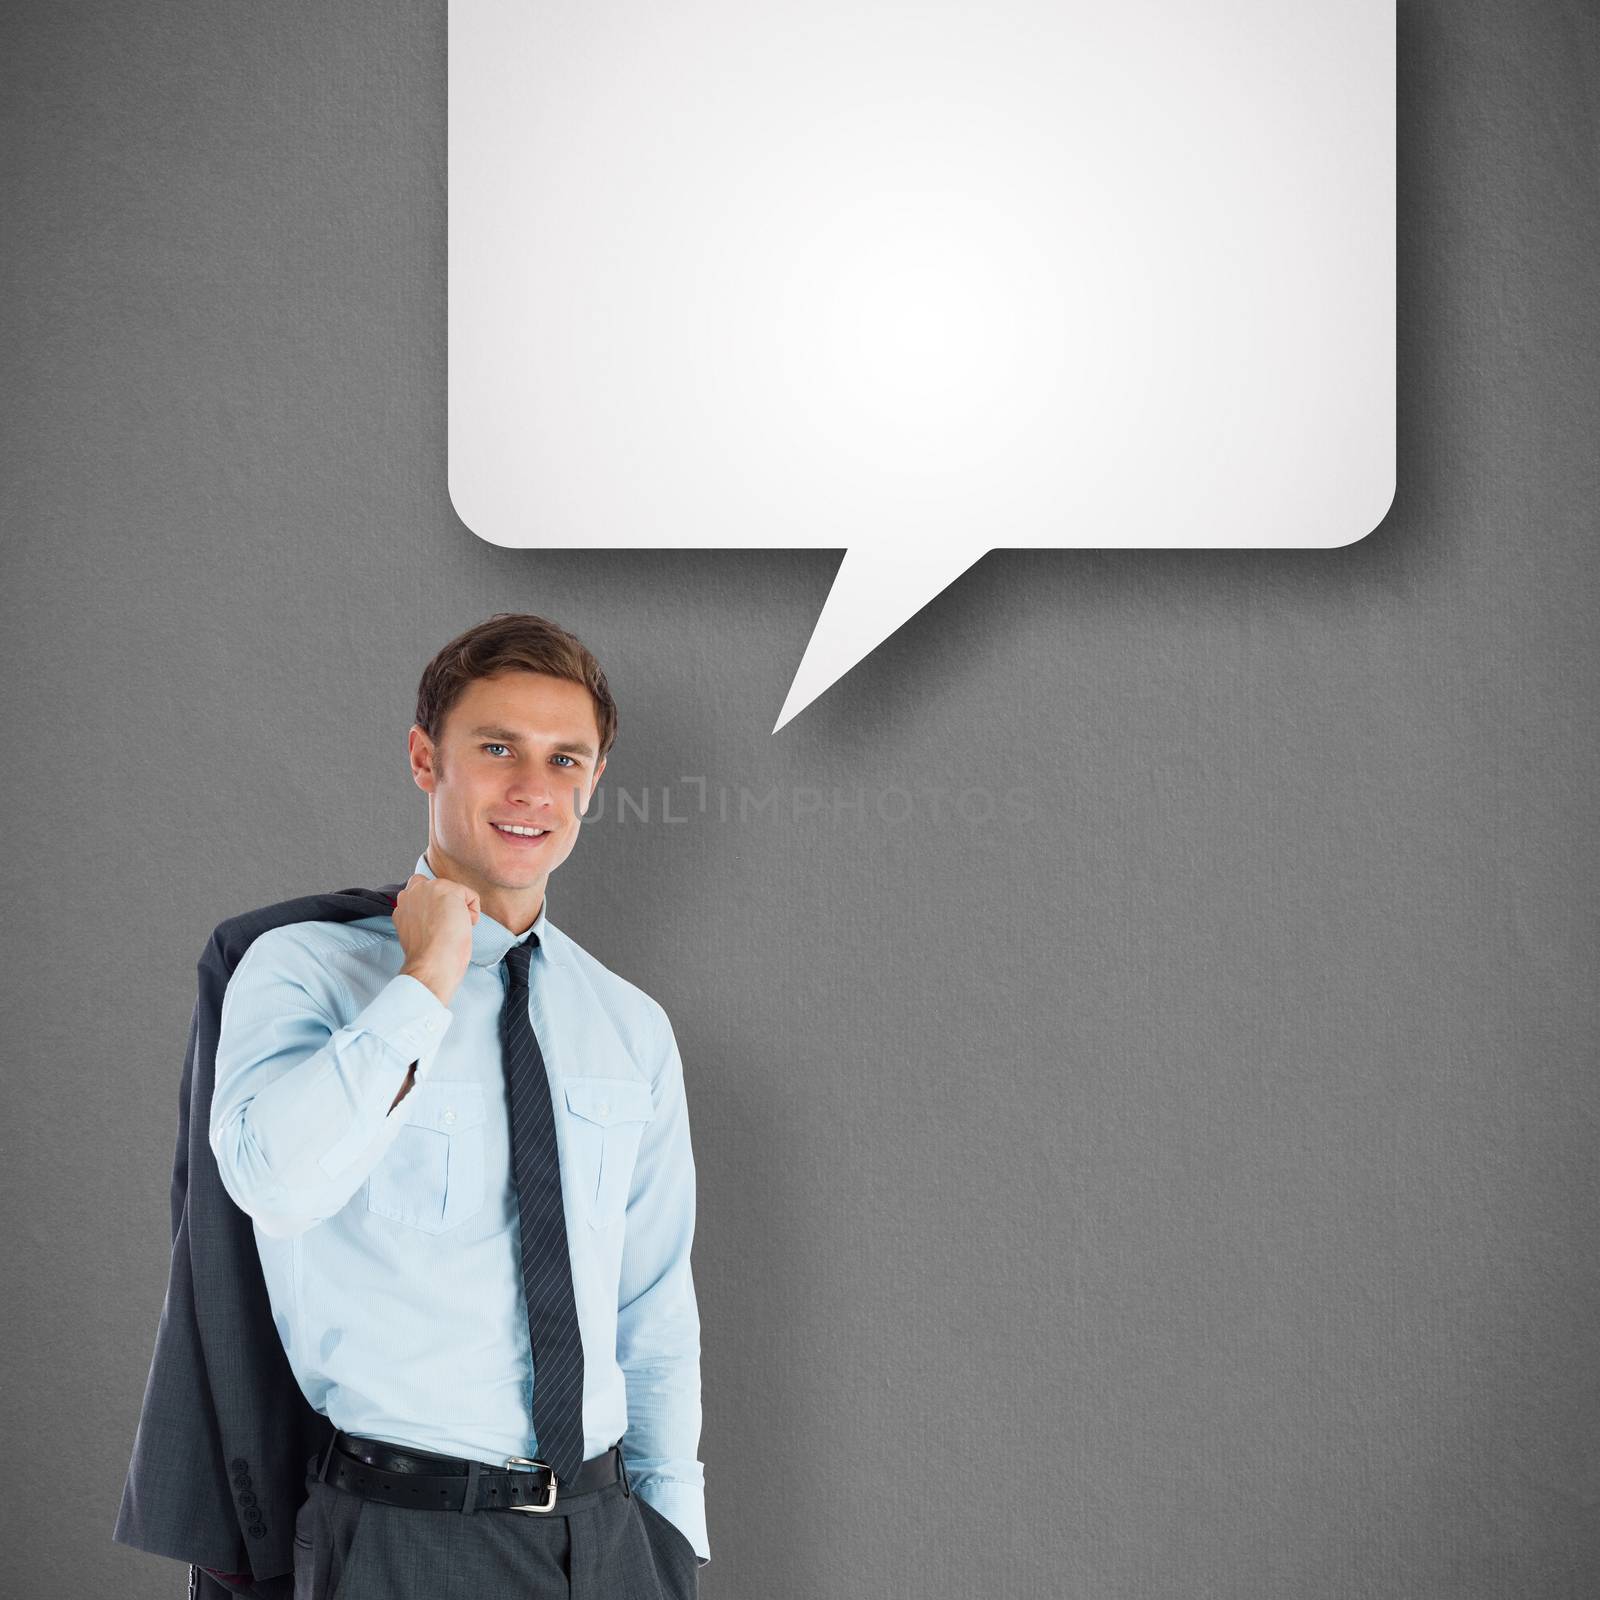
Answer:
[{"xmin": 424, "ymin": 843, "xmax": 545, "ymax": 935}]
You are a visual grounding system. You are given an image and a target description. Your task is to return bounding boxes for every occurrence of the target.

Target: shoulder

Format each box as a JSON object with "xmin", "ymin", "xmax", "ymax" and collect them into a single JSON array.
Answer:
[
  {"xmin": 205, "ymin": 884, "xmax": 400, "ymax": 971},
  {"xmin": 238, "ymin": 916, "xmax": 391, "ymax": 961},
  {"xmin": 543, "ymin": 921, "xmax": 673, "ymax": 1047},
  {"xmin": 214, "ymin": 913, "xmax": 397, "ymax": 1010}
]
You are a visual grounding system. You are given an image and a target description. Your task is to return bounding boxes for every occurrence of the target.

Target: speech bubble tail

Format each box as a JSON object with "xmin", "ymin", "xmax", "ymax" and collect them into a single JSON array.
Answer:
[{"xmin": 772, "ymin": 544, "xmax": 988, "ymax": 733}]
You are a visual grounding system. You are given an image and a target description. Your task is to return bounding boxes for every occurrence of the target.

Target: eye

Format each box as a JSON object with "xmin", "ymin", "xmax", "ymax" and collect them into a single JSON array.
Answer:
[
  {"xmin": 482, "ymin": 743, "xmax": 511, "ymax": 757},
  {"xmin": 551, "ymin": 754, "xmax": 577, "ymax": 769}
]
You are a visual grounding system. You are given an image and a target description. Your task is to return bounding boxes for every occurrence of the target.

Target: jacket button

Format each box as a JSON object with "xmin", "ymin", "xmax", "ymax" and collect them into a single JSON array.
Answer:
[{"xmin": 231, "ymin": 1458, "xmax": 249, "ymax": 1473}]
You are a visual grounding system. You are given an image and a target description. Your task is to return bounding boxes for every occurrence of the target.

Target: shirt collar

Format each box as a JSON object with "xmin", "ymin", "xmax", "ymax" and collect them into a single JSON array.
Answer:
[{"xmin": 412, "ymin": 851, "xmax": 553, "ymax": 968}]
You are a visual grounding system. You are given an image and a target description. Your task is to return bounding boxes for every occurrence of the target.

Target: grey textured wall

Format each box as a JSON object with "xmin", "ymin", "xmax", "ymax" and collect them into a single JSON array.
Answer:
[{"xmin": 4, "ymin": 2, "xmax": 1598, "ymax": 1597}]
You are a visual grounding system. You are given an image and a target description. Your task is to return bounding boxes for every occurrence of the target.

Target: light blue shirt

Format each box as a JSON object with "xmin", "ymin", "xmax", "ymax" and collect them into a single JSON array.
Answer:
[{"xmin": 209, "ymin": 853, "xmax": 708, "ymax": 1563}]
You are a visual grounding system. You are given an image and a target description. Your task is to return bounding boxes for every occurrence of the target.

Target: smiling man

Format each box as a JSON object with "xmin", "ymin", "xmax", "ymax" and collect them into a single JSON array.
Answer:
[{"xmin": 195, "ymin": 613, "xmax": 707, "ymax": 1598}]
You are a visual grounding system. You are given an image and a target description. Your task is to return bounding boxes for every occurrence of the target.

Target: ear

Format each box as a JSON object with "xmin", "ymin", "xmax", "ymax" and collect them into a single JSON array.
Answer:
[{"xmin": 408, "ymin": 725, "xmax": 438, "ymax": 793}]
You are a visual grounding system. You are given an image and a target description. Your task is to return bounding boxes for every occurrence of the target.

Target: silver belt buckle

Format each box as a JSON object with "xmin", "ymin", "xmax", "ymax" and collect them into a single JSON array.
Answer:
[{"xmin": 504, "ymin": 1456, "xmax": 558, "ymax": 1512}]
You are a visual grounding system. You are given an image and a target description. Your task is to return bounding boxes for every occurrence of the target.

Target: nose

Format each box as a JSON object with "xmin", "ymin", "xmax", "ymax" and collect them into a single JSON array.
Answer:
[
  {"xmin": 504, "ymin": 764, "xmax": 558, "ymax": 813},
  {"xmin": 509, "ymin": 764, "xmax": 584, "ymax": 822}
]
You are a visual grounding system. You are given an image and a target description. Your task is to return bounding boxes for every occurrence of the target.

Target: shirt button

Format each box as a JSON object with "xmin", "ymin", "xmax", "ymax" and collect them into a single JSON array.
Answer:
[
  {"xmin": 444, "ymin": 1109, "xmax": 457, "ymax": 1124},
  {"xmin": 597, "ymin": 1101, "xmax": 610, "ymax": 1118}
]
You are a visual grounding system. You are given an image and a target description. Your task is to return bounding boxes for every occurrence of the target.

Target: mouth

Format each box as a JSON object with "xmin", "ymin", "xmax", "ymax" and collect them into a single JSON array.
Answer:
[{"xmin": 490, "ymin": 821, "xmax": 553, "ymax": 847}]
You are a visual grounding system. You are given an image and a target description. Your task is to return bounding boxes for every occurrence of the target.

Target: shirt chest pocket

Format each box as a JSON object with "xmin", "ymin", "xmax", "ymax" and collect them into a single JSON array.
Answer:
[
  {"xmin": 561, "ymin": 1077, "xmax": 655, "ymax": 1230},
  {"xmin": 367, "ymin": 1081, "xmax": 487, "ymax": 1235}
]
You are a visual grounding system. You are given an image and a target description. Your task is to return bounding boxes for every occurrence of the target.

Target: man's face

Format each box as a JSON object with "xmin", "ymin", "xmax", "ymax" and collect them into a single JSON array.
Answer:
[{"xmin": 408, "ymin": 669, "xmax": 607, "ymax": 917}]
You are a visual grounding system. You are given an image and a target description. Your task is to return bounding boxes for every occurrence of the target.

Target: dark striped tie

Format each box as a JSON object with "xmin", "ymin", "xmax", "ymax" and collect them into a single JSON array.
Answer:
[{"xmin": 500, "ymin": 936, "xmax": 586, "ymax": 1489}]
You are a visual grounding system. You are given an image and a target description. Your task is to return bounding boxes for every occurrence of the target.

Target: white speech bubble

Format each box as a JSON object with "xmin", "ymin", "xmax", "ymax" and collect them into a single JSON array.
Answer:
[{"xmin": 449, "ymin": 0, "xmax": 1394, "ymax": 731}]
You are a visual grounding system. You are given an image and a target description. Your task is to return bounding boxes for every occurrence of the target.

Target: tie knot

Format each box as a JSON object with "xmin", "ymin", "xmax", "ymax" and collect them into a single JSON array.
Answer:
[{"xmin": 503, "ymin": 936, "xmax": 537, "ymax": 987}]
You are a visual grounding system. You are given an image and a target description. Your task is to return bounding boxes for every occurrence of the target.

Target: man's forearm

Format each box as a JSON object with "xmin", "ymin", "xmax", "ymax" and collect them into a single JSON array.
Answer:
[
  {"xmin": 211, "ymin": 960, "xmax": 452, "ymax": 1235},
  {"xmin": 616, "ymin": 1008, "xmax": 708, "ymax": 1562}
]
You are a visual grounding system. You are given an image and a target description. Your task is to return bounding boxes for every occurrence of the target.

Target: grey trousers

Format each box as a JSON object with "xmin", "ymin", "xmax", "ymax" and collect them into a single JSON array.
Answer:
[{"xmin": 291, "ymin": 1453, "xmax": 699, "ymax": 1600}]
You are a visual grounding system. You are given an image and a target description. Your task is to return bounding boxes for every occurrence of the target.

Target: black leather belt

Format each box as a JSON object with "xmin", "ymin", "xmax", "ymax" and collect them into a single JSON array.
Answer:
[{"xmin": 318, "ymin": 1429, "xmax": 629, "ymax": 1515}]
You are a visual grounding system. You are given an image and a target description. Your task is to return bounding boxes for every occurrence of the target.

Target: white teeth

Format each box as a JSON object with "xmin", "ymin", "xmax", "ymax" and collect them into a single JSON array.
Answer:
[{"xmin": 494, "ymin": 823, "xmax": 547, "ymax": 837}]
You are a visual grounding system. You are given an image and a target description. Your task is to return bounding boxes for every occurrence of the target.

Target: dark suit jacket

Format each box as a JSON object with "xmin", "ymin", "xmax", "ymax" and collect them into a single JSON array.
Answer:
[{"xmin": 113, "ymin": 884, "xmax": 405, "ymax": 1600}]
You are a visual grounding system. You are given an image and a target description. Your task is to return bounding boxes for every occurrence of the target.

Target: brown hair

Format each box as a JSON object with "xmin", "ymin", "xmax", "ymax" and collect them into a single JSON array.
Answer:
[{"xmin": 414, "ymin": 613, "xmax": 618, "ymax": 759}]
